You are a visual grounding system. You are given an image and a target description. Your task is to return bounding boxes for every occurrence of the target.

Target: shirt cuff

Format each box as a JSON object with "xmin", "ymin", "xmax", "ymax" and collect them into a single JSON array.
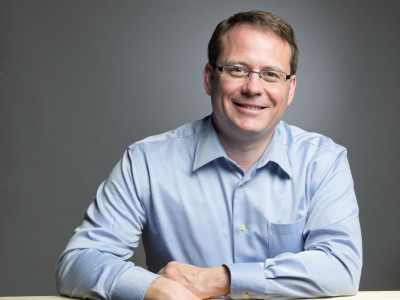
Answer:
[
  {"xmin": 224, "ymin": 262, "xmax": 266, "ymax": 299},
  {"xmin": 111, "ymin": 266, "xmax": 160, "ymax": 300}
]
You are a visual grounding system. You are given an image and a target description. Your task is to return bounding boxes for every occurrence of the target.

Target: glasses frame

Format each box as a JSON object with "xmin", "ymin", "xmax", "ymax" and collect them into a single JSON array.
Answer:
[{"xmin": 215, "ymin": 64, "xmax": 291, "ymax": 83}]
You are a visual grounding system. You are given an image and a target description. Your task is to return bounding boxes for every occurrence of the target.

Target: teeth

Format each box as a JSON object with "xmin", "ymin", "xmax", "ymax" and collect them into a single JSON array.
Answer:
[
  {"xmin": 235, "ymin": 102, "xmax": 264, "ymax": 110},
  {"xmin": 242, "ymin": 105, "xmax": 262, "ymax": 110}
]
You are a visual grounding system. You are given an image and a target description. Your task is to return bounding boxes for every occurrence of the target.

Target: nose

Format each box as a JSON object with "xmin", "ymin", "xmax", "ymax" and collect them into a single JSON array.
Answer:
[{"xmin": 241, "ymin": 71, "xmax": 263, "ymax": 96}]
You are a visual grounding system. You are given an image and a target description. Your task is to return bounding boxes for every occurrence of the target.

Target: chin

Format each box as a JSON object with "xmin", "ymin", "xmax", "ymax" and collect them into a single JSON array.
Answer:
[
  {"xmin": 237, "ymin": 126, "xmax": 264, "ymax": 136},
  {"xmin": 236, "ymin": 122, "xmax": 266, "ymax": 134}
]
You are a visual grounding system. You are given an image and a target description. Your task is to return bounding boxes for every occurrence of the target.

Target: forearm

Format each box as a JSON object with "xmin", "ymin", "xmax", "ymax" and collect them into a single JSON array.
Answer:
[
  {"xmin": 269, "ymin": 247, "xmax": 360, "ymax": 297},
  {"xmin": 56, "ymin": 249, "xmax": 159, "ymax": 300},
  {"xmin": 226, "ymin": 251, "xmax": 360, "ymax": 299}
]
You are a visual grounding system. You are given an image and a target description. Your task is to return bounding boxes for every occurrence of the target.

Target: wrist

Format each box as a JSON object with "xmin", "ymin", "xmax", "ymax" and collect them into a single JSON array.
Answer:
[
  {"xmin": 144, "ymin": 277, "xmax": 176, "ymax": 299},
  {"xmin": 209, "ymin": 265, "xmax": 231, "ymax": 296}
]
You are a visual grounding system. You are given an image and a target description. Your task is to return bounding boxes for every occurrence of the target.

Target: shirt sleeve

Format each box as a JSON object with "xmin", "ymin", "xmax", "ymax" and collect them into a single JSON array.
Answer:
[
  {"xmin": 225, "ymin": 151, "xmax": 362, "ymax": 299},
  {"xmin": 55, "ymin": 148, "xmax": 160, "ymax": 300}
]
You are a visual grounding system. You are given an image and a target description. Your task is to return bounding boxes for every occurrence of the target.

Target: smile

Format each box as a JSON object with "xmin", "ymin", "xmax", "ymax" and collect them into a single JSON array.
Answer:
[{"xmin": 234, "ymin": 102, "xmax": 265, "ymax": 111}]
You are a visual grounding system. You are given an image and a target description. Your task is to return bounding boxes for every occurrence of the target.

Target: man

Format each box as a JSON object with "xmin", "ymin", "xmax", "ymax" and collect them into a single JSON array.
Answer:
[{"xmin": 56, "ymin": 11, "xmax": 362, "ymax": 300}]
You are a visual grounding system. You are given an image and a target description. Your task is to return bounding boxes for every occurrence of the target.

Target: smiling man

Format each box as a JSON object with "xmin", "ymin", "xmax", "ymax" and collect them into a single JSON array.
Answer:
[
  {"xmin": 56, "ymin": 11, "xmax": 362, "ymax": 300},
  {"xmin": 204, "ymin": 23, "xmax": 296, "ymax": 173}
]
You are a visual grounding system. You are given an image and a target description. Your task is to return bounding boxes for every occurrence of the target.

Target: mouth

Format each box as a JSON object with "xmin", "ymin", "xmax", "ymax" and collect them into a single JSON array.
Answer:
[{"xmin": 234, "ymin": 102, "xmax": 266, "ymax": 111}]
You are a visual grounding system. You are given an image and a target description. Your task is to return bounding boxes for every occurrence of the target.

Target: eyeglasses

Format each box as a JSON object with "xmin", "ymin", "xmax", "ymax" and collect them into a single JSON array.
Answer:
[{"xmin": 215, "ymin": 65, "xmax": 291, "ymax": 84}]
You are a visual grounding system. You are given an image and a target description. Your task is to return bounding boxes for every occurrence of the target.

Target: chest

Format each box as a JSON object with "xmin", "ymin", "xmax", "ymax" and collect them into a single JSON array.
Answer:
[{"xmin": 142, "ymin": 160, "xmax": 309, "ymax": 265}]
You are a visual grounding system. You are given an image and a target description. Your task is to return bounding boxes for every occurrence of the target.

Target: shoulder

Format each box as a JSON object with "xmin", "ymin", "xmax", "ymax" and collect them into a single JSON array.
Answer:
[
  {"xmin": 275, "ymin": 121, "xmax": 352, "ymax": 189},
  {"xmin": 127, "ymin": 117, "xmax": 208, "ymax": 157},
  {"xmin": 276, "ymin": 121, "xmax": 347, "ymax": 157}
]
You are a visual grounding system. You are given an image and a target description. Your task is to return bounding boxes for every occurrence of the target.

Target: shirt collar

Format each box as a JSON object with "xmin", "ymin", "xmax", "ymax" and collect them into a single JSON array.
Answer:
[
  {"xmin": 192, "ymin": 116, "xmax": 227, "ymax": 171},
  {"xmin": 193, "ymin": 118, "xmax": 292, "ymax": 178},
  {"xmin": 256, "ymin": 122, "xmax": 292, "ymax": 178}
]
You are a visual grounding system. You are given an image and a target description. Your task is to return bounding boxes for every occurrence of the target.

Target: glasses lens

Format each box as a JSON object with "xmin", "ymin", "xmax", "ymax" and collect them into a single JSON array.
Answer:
[
  {"xmin": 220, "ymin": 65, "xmax": 288, "ymax": 84},
  {"xmin": 260, "ymin": 70, "xmax": 286, "ymax": 83},
  {"xmin": 225, "ymin": 66, "xmax": 249, "ymax": 78}
]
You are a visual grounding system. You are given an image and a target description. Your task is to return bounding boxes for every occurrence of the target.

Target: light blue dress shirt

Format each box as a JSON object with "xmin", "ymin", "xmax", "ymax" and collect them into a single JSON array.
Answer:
[{"xmin": 56, "ymin": 116, "xmax": 362, "ymax": 300}]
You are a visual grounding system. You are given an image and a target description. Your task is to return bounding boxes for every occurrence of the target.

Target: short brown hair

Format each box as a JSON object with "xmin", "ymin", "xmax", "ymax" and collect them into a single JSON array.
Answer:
[{"xmin": 208, "ymin": 11, "xmax": 298, "ymax": 75}]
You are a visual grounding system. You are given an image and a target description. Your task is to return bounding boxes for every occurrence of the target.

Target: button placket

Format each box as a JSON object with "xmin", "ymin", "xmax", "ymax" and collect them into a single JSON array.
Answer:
[{"xmin": 233, "ymin": 177, "xmax": 251, "ymax": 262}]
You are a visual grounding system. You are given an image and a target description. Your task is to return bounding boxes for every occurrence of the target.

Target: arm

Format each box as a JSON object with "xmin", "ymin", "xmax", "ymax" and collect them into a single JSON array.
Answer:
[
  {"xmin": 55, "ymin": 149, "xmax": 158, "ymax": 300},
  {"xmin": 225, "ymin": 152, "xmax": 362, "ymax": 299}
]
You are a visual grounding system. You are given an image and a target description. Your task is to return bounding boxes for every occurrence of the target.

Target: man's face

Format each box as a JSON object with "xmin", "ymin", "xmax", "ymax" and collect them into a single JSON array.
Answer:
[{"xmin": 204, "ymin": 24, "xmax": 296, "ymax": 144}]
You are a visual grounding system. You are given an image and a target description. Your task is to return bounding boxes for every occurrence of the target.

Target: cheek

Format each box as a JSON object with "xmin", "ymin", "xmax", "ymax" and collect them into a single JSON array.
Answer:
[
  {"xmin": 266, "ymin": 87, "xmax": 283, "ymax": 101},
  {"xmin": 212, "ymin": 81, "xmax": 239, "ymax": 103},
  {"xmin": 266, "ymin": 86, "xmax": 290, "ymax": 105},
  {"xmin": 221, "ymin": 80, "xmax": 239, "ymax": 96}
]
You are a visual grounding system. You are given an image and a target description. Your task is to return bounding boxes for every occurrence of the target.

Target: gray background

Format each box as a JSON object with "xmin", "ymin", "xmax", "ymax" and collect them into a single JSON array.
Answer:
[{"xmin": 1, "ymin": 0, "xmax": 399, "ymax": 296}]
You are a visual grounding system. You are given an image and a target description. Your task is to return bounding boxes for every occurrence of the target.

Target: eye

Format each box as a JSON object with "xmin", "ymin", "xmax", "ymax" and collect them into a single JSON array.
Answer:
[
  {"xmin": 261, "ymin": 70, "xmax": 285, "ymax": 83},
  {"xmin": 232, "ymin": 67, "xmax": 245, "ymax": 73},
  {"xmin": 226, "ymin": 66, "xmax": 248, "ymax": 78},
  {"xmin": 265, "ymin": 71, "xmax": 278, "ymax": 78}
]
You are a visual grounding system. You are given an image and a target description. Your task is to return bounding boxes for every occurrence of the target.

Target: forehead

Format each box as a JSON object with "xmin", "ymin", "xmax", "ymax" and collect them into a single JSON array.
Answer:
[{"xmin": 220, "ymin": 24, "xmax": 291, "ymax": 70}]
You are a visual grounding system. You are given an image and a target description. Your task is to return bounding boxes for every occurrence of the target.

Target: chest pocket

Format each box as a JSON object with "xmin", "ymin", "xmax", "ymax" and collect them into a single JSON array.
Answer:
[{"xmin": 267, "ymin": 216, "xmax": 307, "ymax": 257}]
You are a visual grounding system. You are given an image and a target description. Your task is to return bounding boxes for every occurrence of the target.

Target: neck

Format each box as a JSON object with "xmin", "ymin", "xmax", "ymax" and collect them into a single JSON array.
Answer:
[{"xmin": 216, "ymin": 128, "xmax": 274, "ymax": 174}]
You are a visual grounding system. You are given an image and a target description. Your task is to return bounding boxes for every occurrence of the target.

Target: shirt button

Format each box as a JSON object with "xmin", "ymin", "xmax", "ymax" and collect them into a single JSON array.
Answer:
[
  {"xmin": 239, "ymin": 224, "xmax": 246, "ymax": 231},
  {"xmin": 243, "ymin": 293, "xmax": 250, "ymax": 299}
]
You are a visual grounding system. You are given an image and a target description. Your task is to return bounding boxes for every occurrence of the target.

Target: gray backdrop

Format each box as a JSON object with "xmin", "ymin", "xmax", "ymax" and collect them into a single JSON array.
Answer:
[{"xmin": 1, "ymin": 0, "xmax": 399, "ymax": 296}]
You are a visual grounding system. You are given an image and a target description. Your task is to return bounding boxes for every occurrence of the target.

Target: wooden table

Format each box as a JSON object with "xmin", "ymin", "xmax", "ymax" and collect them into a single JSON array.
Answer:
[
  {"xmin": 328, "ymin": 291, "xmax": 400, "ymax": 299},
  {"xmin": 1, "ymin": 292, "xmax": 399, "ymax": 299}
]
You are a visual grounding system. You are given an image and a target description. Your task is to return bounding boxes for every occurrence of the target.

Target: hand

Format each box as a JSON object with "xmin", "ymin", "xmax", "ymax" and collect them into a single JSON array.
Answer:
[
  {"xmin": 157, "ymin": 261, "xmax": 230, "ymax": 299},
  {"xmin": 144, "ymin": 276, "xmax": 201, "ymax": 300}
]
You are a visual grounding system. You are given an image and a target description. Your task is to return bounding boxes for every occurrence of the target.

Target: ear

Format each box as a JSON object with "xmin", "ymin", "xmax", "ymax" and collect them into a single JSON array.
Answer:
[
  {"xmin": 203, "ymin": 63, "xmax": 214, "ymax": 96},
  {"xmin": 286, "ymin": 74, "xmax": 296, "ymax": 107}
]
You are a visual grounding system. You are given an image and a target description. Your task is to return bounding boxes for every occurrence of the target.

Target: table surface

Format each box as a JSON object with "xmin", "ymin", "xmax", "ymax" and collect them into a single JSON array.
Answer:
[{"xmin": 1, "ymin": 292, "xmax": 400, "ymax": 299}]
